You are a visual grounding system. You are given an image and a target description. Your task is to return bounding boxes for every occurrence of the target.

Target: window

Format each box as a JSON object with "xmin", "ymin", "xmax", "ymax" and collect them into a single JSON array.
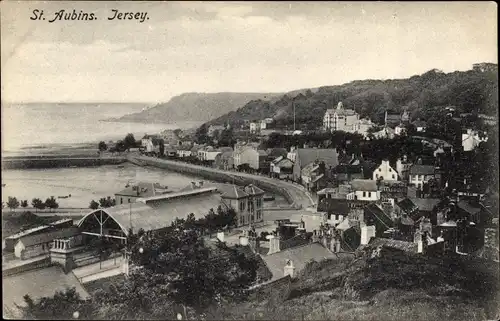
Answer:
[
  {"xmin": 376, "ymin": 174, "xmax": 379, "ymax": 179},
  {"xmin": 363, "ymin": 191, "xmax": 366, "ymax": 197},
  {"xmin": 389, "ymin": 168, "xmax": 392, "ymax": 172},
  {"xmin": 120, "ymin": 198, "xmax": 123, "ymax": 204},
  {"xmin": 379, "ymin": 168, "xmax": 382, "ymax": 172},
  {"xmin": 128, "ymin": 198, "xmax": 131, "ymax": 203},
  {"xmin": 368, "ymin": 192, "xmax": 372, "ymax": 197},
  {"xmin": 392, "ymin": 174, "xmax": 395, "ymax": 179}
]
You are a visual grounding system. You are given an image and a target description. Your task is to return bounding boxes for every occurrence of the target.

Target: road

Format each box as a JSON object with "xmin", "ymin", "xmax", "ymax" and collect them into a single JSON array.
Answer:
[{"xmin": 131, "ymin": 155, "xmax": 315, "ymax": 209}]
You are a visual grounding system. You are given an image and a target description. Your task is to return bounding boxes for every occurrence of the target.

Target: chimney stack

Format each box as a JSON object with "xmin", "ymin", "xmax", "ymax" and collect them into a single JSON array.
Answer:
[
  {"xmin": 199, "ymin": 181, "xmax": 204, "ymax": 188},
  {"xmin": 191, "ymin": 182, "xmax": 197, "ymax": 189},
  {"xmin": 284, "ymin": 260, "xmax": 295, "ymax": 278},
  {"xmin": 267, "ymin": 235, "xmax": 281, "ymax": 255}
]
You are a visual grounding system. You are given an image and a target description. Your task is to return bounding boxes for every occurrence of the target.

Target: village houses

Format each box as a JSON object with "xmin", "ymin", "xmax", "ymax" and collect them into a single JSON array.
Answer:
[{"xmin": 373, "ymin": 160, "xmax": 399, "ymax": 181}]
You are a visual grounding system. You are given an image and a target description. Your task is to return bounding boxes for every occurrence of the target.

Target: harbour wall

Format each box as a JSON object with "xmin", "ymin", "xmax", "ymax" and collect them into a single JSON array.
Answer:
[
  {"xmin": 128, "ymin": 156, "xmax": 299, "ymax": 206},
  {"xmin": 2, "ymin": 156, "xmax": 127, "ymax": 170}
]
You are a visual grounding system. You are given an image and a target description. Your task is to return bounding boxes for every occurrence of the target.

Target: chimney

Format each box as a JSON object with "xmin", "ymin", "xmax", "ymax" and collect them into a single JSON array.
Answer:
[
  {"xmin": 191, "ymin": 182, "xmax": 197, "ymax": 189},
  {"xmin": 267, "ymin": 235, "xmax": 281, "ymax": 255},
  {"xmin": 199, "ymin": 181, "xmax": 204, "ymax": 188},
  {"xmin": 217, "ymin": 232, "xmax": 225, "ymax": 243},
  {"xmin": 239, "ymin": 235, "xmax": 249, "ymax": 246},
  {"xmin": 284, "ymin": 260, "xmax": 295, "ymax": 278},
  {"xmin": 361, "ymin": 225, "xmax": 376, "ymax": 245}
]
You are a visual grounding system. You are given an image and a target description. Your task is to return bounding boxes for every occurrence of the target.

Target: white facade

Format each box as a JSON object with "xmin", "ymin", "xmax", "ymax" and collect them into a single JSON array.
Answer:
[
  {"xmin": 347, "ymin": 190, "xmax": 380, "ymax": 201},
  {"xmin": 233, "ymin": 147, "xmax": 259, "ymax": 169},
  {"xmin": 462, "ymin": 129, "xmax": 488, "ymax": 152},
  {"xmin": 323, "ymin": 102, "xmax": 360, "ymax": 132},
  {"xmin": 177, "ymin": 150, "xmax": 192, "ymax": 158},
  {"xmin": 409, "ymin": 174, "xmax": 427, "ymax": 189},
  {"xmin": 260, "ymin": 120, "xmax": 267, "ymax": 130},
  {"xmin": 395, "ymin": 125, "xmax": 407, "ymax": 136},
  {"xmin": 373, "ymin": 160, "xmax": 399, "ymax": 181},
  {"xmin": 250, "ymin": 122, "xmax": 259, "ymax": 133}
]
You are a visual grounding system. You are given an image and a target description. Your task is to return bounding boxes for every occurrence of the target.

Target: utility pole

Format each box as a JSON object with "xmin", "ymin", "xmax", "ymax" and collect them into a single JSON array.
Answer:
[{"xmin": 293, "ymin": 99, "xmax": 296, "ymax": 131}]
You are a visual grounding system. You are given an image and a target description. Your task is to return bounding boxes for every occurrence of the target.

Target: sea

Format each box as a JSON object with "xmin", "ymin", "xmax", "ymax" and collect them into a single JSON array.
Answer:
[
  {"xmin": 1, "ymin": 102, "xmax": 202, "ymax": 152},
  {"xmin": 0, "ymin": 102, "xmax": 208, "ymax": 208},
  {"xmin": 1, "ymin": 163, "xmax": 216, "ymax": 208}
]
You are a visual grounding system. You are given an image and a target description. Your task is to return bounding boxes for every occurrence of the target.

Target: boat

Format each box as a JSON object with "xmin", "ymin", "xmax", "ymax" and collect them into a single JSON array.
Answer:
[
  {"xmin": 117, "ymin": 165, "xmax": 125, "ymax": 168},
  {"xmin": 57, "ymin": 194, "xmax": 72, "ymax": 199}
]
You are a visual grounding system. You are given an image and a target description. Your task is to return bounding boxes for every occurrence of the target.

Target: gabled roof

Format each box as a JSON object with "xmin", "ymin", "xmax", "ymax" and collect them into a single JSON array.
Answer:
[
  {"xmin": 350, "ymin": 179, "xmax": 377, "ymax": 192},
  {"xmin": 275, "ymin": 158, "xmax": 294, "ymax": 168},
  {"xmin": 260, "ymin": 243, "xmax": 337, "ymax": 281},
  {"xmin": 364, "ymin": 203, "xmax": 394, "ymax": 229},
  {"xmin": 221, "ymin": 185, "xmax": 249, "ymax": 199},
  {"xmin": 411, "ymin": 198, "xmax": 440, "ymax": 212},
  {"xmin": 5, "ymin": 225, "xmax": 51, "ymax": 240},
  {"xmin": 457, "ymin": 201, "xmax": 481, "ymax": 215},
  {"xmin": 296, "ymin": 148, "xmax": 338, "ymax": 169},
  {"xmin": 266, "ymin": 148, "xmax": 288, "ymax": 158},
  {"xmin": 244, "ymin": 184, "xmax": 265, "ymax": 196},
  {"xmin": 409, "ymin": 165, "xmax": 435, "ymax": 175},
  {"xmin": 317, "ymin": 198, "xmax": 350, "ymax": 215},
  {"xmin": 325, "ymin": 108, "xmax": 356, "ymax": 117},
  {"xmin": 18, "ymin": 227, "xmax": 80, "ymax": 248}
]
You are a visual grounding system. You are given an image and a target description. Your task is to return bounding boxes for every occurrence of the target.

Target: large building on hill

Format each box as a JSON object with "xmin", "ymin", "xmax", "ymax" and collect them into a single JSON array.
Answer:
[
  {"xmin": 323, "ymin": 102, "xmax": 360, "ymax": 132},
  {"xmin": 323, "ymin": 102, "xmax": 375, "ymax": 136}
]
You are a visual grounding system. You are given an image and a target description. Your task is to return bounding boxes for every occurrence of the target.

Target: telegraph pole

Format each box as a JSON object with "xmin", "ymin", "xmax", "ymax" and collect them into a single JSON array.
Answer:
[{"xmin": 293, "ymin": 100, "xmax": 296, "ymax": 131}]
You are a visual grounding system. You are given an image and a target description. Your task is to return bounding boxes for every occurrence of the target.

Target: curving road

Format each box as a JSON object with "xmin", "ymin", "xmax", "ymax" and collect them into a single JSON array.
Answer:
[{"xmin": 130, "ymin": 155, "xmax": 315, "ymax": 209}]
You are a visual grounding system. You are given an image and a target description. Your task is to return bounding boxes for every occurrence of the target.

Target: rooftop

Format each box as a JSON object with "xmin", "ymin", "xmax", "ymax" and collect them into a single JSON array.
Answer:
[
  {"xmin": 78, "ymin": 189, "xmax": 224, "ymax": 235},
  {"xmin": 411, "ymin": 198, "xmax": 441, "ymax": 212},
  {"xmin": 19, "ymin": 227, "xmax": 80, "ymax": 247},
  {"xmin": 410, "ymin": 165, "xmax": 435, "ymax": 175},
  {"xmin": 296, "ymin": 148, "xmax": 339, "ymax": 169},
  {"xmin": 350, "ymin": 179, "xmax": 378, "ymax": 192},
  {"xmin": 260, "ymin": 242, "xmax": 337, "ymax": 281},
  {"xmin": 5, "ymin": 225, "xmax": 51, "ymax": 240}
]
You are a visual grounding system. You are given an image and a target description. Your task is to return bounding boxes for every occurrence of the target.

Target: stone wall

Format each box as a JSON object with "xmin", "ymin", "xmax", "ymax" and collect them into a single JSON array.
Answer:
[{"xmin": 129, "ymin": 156, "xmax": 298, "ymax": 205}]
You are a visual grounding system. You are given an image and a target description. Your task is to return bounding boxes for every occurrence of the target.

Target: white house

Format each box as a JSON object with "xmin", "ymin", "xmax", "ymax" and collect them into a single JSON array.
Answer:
[
  {"xmin": 176, "ymin": 147, "xmax": 192, "ymax": 158},
  {"xmin": 395, "ymin": 124, "xmax": 407, "ymax": 136},
  {"xmin": 323, "ymin": 102, "xmax": 361, "ymax": 133},
  {"xmin": 373, "ymin": 160, "xmax": 399, "ymax": 181},
  {"xmin": 412, "ymin": 120, "xmax": 428, "ymax": 132},
  {"xmin": 462, "ymin": 129, "xmax": 488, "ymax": 152},
  {"xmin": 408, "ymin": 165, "xmax": 435, "ymax": 189},
  {"xmin": 396, "ymin": 155, "xmax": 412, "ymax": 181},
  {"xmin": 250, "ymin": 122, "xmax": 259, "ymax": 134},
  {"xmin": 372, "ymin": 127, "xmax": 395, "ymax": 139},
  {"xmin": 347, "ymin": 179, "xmax": 380, "ymax": 201}
]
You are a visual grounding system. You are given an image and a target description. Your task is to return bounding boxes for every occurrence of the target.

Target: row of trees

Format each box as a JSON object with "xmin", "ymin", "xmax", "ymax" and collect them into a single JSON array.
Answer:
[
  {"xmin": 21, "ymin": 207, "xmax": 255, "ymax": 320},
  {"xmin": 3, "ymin": 196, "xmax": 59, "ymax": 212},
  {"xmin": 99, "ymin": 133, "xmax": 139, "ymax": 153},
  {"xmin": 88, "ymin": 196, "xmax": 116, "ymax": 210}
]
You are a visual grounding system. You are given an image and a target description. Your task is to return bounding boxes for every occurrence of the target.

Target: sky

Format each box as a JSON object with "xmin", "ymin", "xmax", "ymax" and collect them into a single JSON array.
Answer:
[{"xmin": 1, "ymin": 1, "xmax": 497, "ymax": 103}]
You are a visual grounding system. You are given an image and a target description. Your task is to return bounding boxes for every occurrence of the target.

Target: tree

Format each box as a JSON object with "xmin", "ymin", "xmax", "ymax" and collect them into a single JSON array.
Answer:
[
  {"xmin": 89, "ymin": 200, "xmax": 99, "ymax": 210},
  {"xmin": 98, "ymin": 141, "xmax": 108, "ymax": 152},
  {"xmin": 98, "ymin": 196, "xmax": 115, "ymax": 208},
  {"xmin": 21, "ymin": 200, "xmax": 28, "ymax": 208},
  {"xmin": 115, "ymin": 140, "xmax": 126, "ymax": 152},
  {"xmin": 6, "ymin": 196, "xmax": 19, "ymax": 211},
  {"xmin": 31, "ymin": 198, "xmax": 45, "ymax": 212},
  {"xmin": 45, "ymin": 196, "xmax": 59, "ymax": 212},
  {"xmin": 129, "ymin": 228, "xmax": 258, "ymax": 310},
  {"xmin": 124, "ymin": 133, "xmax": 136, "ymax": 151},
  {"xmin": 22, "ymin": 287, "xmax": 94, "ymax": 320}
]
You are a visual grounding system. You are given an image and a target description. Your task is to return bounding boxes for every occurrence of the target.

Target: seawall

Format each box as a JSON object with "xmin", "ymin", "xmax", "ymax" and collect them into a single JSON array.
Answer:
[
  {"xmin": 128, "ymin": 156, "xmax": 301, "ymax": 207},
  {"xmin": 2, "ymin": 156, "xmax": 127, "ymax": 170}
]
